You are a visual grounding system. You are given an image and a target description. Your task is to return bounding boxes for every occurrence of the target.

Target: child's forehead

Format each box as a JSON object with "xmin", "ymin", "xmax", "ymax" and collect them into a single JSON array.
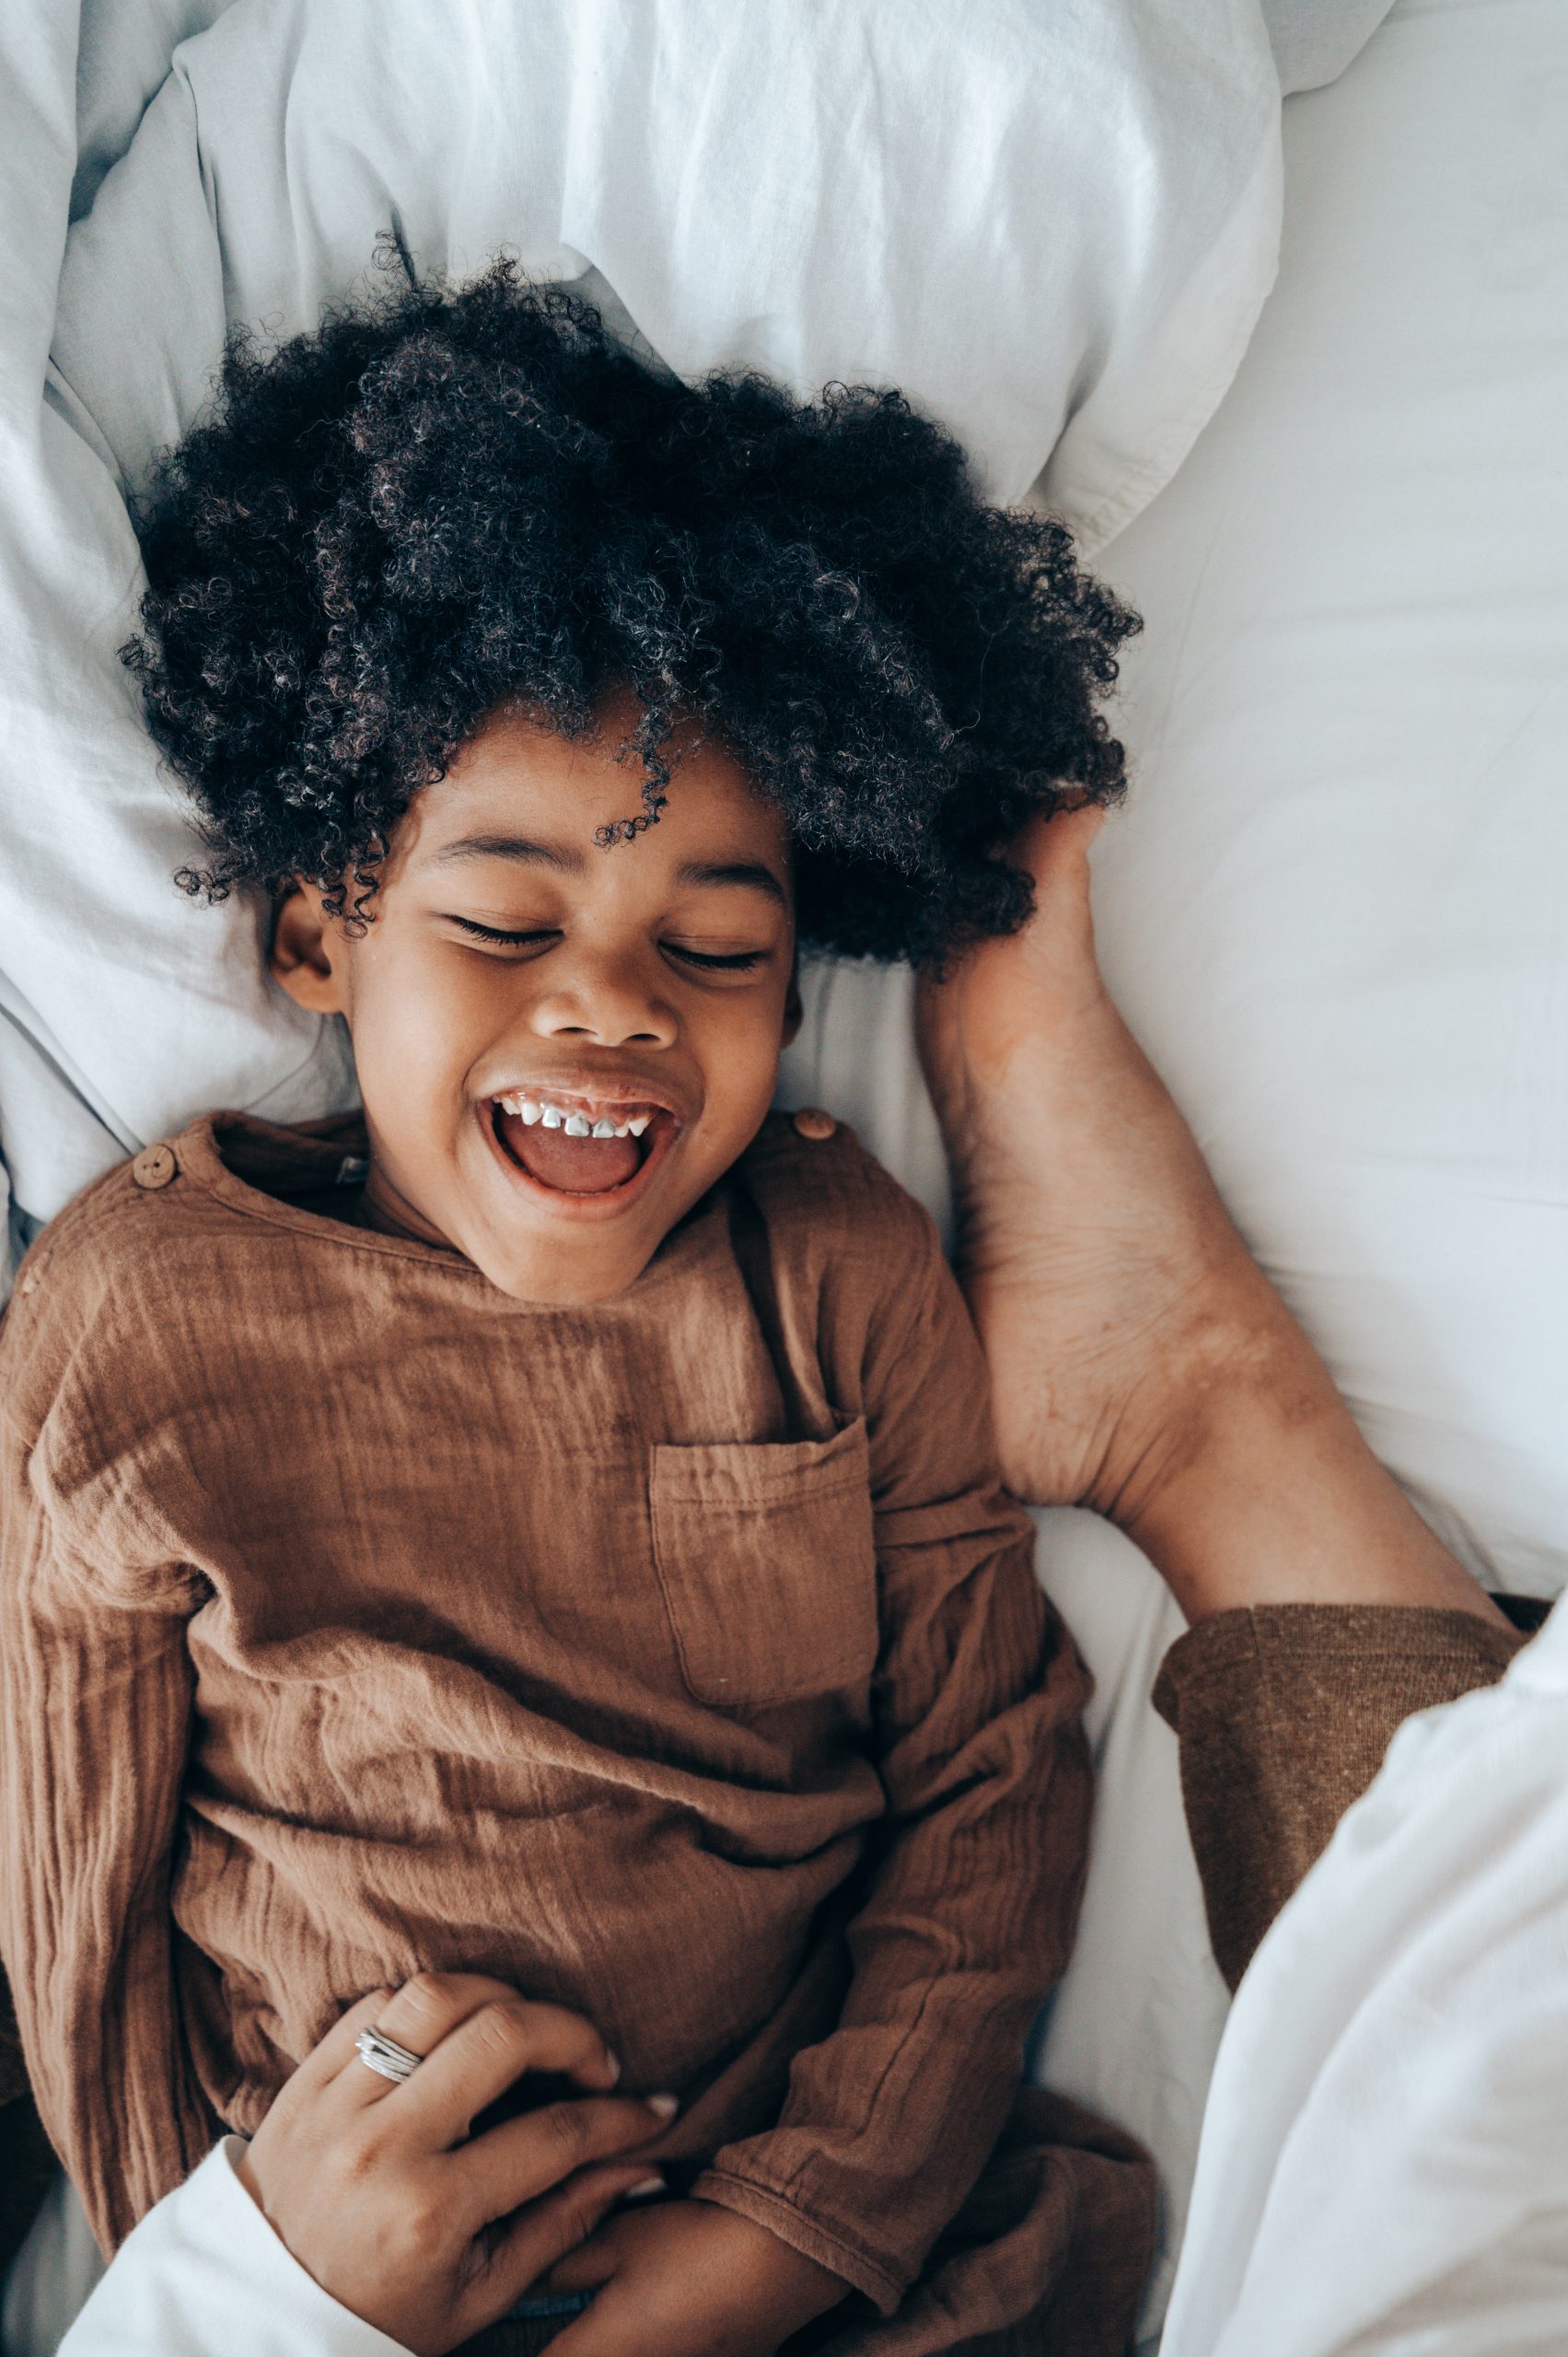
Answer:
[{"xmin": 389, "ymin": 702, "xmax": 793, "ymax": 899}]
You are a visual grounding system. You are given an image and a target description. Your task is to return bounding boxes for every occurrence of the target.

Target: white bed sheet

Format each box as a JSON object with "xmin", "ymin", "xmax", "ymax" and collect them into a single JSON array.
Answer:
[{"xmin": 784, "ymin": 0, "xmax": 1568, "ymax": 2328}]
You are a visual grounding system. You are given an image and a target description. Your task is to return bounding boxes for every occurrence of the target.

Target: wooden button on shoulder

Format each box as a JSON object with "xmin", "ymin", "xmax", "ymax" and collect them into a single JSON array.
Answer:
[
  {"xmin": 792, "ymin": 1107, "xmax": 837, "ymax": 1141},
  {"xmin": 131, "ymin": 1144, "xmax": 179, "ymax": 1190}
]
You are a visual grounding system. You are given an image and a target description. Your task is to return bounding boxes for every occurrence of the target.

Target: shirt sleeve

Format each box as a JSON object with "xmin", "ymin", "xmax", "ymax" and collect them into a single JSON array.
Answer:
[
  {"xmin": 60, "ymin": 2140, "xmax": 411, "ymax": 2357},
  {"xmin": 1158, "ymin": 1603, "xmax": 1568, "ymax": 2357},
  {"xmin": 1151, "ymin": 1602, "xmax": 1526, "ymax": 1989},
  {"xmin": 691, "ymin": 1202, "xmax": 1092, "ymax": 2312},
  {"xmin": 0, "ymin": 1397, "xmax": 221, "ymax": 2253}
]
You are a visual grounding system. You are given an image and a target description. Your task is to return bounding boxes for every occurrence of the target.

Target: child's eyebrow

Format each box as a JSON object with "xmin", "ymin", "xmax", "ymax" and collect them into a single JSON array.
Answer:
[
  {"xmin": 431, "ymin": 833, "xmax": 787, "ymax": 908},
  {"xmin": 432, "ymin": 832, "xmax": 581, "ymax": 873},
  {"xmin": 674, "ymin": 859, "xmax": 788, "ymax": 910}
]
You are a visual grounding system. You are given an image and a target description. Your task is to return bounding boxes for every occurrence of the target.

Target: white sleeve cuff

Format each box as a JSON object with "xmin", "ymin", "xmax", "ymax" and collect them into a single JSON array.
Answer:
[{"xmin": 59, "ymin": 2139, "xmax": 412, "ymax": 2357}]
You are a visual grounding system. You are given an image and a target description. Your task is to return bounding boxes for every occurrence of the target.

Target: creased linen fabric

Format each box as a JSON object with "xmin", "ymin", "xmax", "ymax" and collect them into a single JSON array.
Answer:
[
  {"xmin": 30, "ymin": 1593, "xmax": 1537, "ymax": 2347},
  {"xmin": 0, "ymin": 1108, "xmax": 1146, "ymax": 2343}
]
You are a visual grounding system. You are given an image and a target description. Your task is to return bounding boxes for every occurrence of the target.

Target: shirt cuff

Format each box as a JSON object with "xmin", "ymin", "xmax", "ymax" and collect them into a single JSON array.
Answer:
[
  {"xmin": 690, "ymin": 2165, "xmax": 904, "ymax": 2316},
  {"xmin": 1151, "ymin": 1602, "xmax": 1524, "ymax": 1989},
  {"xmin": 60, "ymin": 2139, "xmax": 411, "ymax": 2357}
]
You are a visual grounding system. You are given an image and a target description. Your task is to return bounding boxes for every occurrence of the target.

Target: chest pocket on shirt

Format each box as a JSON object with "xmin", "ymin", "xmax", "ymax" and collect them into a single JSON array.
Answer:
[{"xmin": 648, "ymin": 1416, "xmax": 878, "ymax": 1708}]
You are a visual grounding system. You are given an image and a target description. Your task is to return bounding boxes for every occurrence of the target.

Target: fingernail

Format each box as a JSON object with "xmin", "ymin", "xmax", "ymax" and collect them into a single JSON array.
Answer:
[
  {"xmin": 623, "ymin": 2175, "xmax": 666, "ymax": 2200},
  {"xmin": 603, "ymin": 2049, "xmax": 621, "ymax": 2084},
  {"xmin": 645, "ymin": 2092, "xmax": 679, "ymax": 2119}
]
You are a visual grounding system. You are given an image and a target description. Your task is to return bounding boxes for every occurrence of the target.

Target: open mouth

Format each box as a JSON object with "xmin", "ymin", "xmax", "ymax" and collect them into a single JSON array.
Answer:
[{"xmin": 482, "ymin": 1087, "xmax": 680, "ymax": 1208}]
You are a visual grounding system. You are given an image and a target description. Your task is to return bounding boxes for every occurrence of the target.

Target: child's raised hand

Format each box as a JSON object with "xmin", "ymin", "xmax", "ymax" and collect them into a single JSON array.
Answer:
[
  {"xmin": 236, "ymin": 1971, "xmax": 677, "ymax": 2357},
  {"xmin": 543, "ymin": 2195, "xmax": 849, "ymax": 2357}
]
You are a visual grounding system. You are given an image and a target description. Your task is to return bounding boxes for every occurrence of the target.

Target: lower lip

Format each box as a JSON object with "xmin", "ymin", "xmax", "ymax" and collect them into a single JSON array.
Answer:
[{"xmin": 476, "ymin": 1101, "xmax": 680, "ymax": 1223}]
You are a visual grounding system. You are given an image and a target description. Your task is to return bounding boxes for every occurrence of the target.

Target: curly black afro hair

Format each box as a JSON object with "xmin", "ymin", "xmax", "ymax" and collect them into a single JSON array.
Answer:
[{"xmin": 121, "ymin": 239, "xmax": 1140, "ymax": 970}]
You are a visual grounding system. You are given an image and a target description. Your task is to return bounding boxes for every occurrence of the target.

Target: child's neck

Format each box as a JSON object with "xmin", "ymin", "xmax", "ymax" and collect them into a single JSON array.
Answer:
[{"xmin": 343, "ymin": 1168, "xmax": 463, "ymax": 1255}]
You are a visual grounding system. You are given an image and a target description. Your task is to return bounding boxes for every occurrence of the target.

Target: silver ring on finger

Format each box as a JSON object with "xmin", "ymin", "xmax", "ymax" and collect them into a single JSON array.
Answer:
[{"xmin": 355, "ymin": 2026, "xmax": 424, "ymax": 2085}]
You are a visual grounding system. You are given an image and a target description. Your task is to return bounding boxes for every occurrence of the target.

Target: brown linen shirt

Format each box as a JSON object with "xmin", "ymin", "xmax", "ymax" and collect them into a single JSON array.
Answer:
[{"xmin": 0, "ymin": 1106, "xmax": 1101, "ymax": 2321}]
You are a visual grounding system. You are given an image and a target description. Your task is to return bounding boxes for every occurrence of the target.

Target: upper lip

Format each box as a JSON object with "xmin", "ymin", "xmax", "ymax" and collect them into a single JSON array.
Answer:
[{"xmin": 482, "ymin": 1073, "xmax": 693, "ymax": 1124}]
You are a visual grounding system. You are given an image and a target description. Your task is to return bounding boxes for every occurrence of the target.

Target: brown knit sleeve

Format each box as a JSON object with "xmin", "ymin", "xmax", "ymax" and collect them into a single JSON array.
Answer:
[{"xmin": 1152, "ymin": 1604, "xmax": 1527, "ymax": 1991}]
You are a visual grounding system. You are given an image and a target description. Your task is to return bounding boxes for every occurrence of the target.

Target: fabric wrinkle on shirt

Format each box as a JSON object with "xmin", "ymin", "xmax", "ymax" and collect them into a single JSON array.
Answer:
[{"xmin": 0, "ymin": 1105, "xmax": 1155, "ymax": 2352}]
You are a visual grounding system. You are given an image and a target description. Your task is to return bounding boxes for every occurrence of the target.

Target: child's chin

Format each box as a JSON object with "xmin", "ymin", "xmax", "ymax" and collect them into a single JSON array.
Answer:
[{"xmin": 478, "ymin": 1231, "xmax": 663, "ymax": 1307}]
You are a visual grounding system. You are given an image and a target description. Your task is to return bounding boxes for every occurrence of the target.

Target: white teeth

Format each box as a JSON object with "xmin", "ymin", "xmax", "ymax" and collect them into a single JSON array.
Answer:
[{"xmin": 498, "ymin": 1092, "xmax": 662, "ymax": 1135}]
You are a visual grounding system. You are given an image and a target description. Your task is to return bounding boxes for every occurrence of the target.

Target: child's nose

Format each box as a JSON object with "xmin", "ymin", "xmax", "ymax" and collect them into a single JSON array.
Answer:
[{"xmin": 528, "ymin": 951, "xmax": 678, "ymax": 1050}]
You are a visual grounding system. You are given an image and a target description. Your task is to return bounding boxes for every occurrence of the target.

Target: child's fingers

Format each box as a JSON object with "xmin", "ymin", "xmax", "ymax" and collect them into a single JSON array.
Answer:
[
  {"xmin": 458, "ymin": 2166, "xmax": 645, "ymax": 2333},
  {"xmin": 450, "ymin": 2096, "xmax": 674, "ymax": 2224},
  {"xmin": 533, "ymin": 2205, "xmax": 640, "ymax": 2294}
]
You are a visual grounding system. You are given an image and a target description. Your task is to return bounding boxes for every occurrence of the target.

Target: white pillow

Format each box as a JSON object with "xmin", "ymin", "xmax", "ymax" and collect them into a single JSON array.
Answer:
[
  {"xmin": 1259, "ymin": 0, "xmax": 1396, "ymax": 92},
  {"xmin": 0, "ymin": 0, "xmax": 1283, "ymax": 1279},
  {"xmin": 1095, "ymin": 0, "xmax": 1568, "ymax": 1603},
  {"xmin": 783, "ymin": 0, "xmax": 1568, "ymax": 2327}
]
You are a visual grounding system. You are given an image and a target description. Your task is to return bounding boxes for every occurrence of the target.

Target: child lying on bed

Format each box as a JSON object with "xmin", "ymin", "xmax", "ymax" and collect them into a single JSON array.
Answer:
[{"xmin": 0, "ymin": 257, "xmax": 1152, "ymax": 2357}]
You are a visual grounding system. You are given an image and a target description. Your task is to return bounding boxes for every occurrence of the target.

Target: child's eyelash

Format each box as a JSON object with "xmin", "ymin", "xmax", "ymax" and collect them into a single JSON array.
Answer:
[
  {"xmin": 667, "ymin": 946, "xmax": 768, "ymax": 970},
  {"xmin": 448, "ymin": 916, "xmax": 765, "ymax": 970}
]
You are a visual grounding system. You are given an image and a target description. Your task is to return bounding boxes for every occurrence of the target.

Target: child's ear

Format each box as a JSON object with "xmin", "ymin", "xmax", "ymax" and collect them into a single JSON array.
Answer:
[
  {"xmin": 270, "ymin": 881, "xmax": 350, "ymax": 1017},
  {"xmin": 781, "ymin": 956, "xmax": 804, "ymax": 1049}
]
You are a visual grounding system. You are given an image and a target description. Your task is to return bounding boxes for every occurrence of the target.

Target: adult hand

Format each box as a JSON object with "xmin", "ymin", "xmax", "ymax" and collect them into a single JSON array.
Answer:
[
  {"xmin": 917, "ymin": 807, "xmax": 1502, "ymax": 1625},
  {"xmin": 236, "ymin": 1972, "xmax": 678, "ymax": 2357},
  {"xmin": 541, "ymin": 2196, "xmax": 847, "ymax": 2357},
  {"xmin": 916, "ymin": 804, "xmax": 1286, "ymax": 1524}
]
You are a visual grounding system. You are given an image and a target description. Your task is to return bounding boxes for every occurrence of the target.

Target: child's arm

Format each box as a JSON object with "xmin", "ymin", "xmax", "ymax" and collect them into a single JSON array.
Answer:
[
  {"xmin": 0, "ymin": 1403, "xmax": 221, "ymax": 2252},
  {"xmin": 689, "ymin": 1198, "xmax": 1091, "ymax": 2315}
]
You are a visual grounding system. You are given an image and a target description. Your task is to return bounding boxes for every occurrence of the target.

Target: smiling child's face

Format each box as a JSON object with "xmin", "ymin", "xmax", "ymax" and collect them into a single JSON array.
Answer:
[{"xmin": 271, "ymin": 692, "xmax": 800, "ymax": 1304}]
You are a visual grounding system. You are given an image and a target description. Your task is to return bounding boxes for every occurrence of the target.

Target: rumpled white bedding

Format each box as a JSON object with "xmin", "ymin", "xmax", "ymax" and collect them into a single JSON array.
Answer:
[
  {"xmin": 784, "ymin": 0, "xmax": 1568, "ymax": 2336},
  {"xmin": 1259, "ymin": 0, "xmax": 1395, "ymax": 90},
  {"xmin": 0, "ymin": 0, "xmax": 1283, "ymax": 1274}
]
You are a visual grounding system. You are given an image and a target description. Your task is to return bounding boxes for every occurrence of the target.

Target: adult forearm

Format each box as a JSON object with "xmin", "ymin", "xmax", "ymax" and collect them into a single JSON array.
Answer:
[
  {"xmin": 914, "ymin": 802, "xmax": 1508, "ymax": 1634},
  {"xmin": 1121, "ymin": 1311, "xmax": 1509, "ymax": 1630},
  {"xmin": 1123, "ymin": 1269, "xmax": 1520, "ymax": 1983},
  {"xmin": 917, "ymin": 803, "xmax": 1521, "ymax": 1993}
]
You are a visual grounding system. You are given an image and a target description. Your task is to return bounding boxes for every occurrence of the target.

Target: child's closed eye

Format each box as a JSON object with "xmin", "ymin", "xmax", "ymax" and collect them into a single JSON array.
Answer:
[
  {"xmin": 664, "ymin": 944, "xmax": 769, "ymax": 971},
  {"xmin": 446, "ymin": 914, "xmax": 768, "ymax": 970}
]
